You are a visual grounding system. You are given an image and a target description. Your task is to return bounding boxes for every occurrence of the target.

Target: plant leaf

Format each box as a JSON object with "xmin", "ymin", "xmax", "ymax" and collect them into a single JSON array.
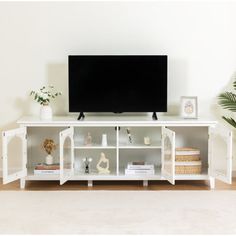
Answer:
[
  {"xmin": 222, "ymin": 116, "xmax": 236, "ymax": 128},
  {"xmin": 233, "ymin": 81, "xmax": 236, "ymax": 90},
  {"xmin": 218, "ymin": 92, "xmax": 236, "ymax": 112}
]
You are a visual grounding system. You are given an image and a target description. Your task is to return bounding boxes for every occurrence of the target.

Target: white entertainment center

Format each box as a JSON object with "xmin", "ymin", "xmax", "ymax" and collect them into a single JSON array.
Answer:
[{"xmin": 2, "ymin": 115, "xmax": 232, "ymax": 189}]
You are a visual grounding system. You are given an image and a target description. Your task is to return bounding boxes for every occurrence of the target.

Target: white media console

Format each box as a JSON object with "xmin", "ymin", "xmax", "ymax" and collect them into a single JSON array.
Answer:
[{"xmin": 2, "ymin": 116, "xmax": 233, "ymax": 189}]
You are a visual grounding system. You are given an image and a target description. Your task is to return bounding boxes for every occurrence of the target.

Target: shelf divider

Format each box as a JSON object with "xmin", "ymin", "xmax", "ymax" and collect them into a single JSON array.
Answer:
[{"xmin": 116, "ymin": 126, "xmax": 119, "ymax": 175}]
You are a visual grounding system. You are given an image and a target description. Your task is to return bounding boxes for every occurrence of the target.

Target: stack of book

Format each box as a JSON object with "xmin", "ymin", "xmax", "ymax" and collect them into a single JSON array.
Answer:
[
  {"xmin": 175, "ymin": 147, "xmax": 202, "ymax": 174},
  {"xmin": 34, "ymin": 163, "xmax": 60, "ymax": 175},
  {"xmin": 125, "ymin": 161, "xmax": 155, "ymax": 175}
]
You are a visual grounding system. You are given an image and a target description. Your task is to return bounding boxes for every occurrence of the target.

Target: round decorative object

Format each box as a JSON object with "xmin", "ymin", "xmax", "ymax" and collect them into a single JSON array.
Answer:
[
  {"xmin": 45, "ymin": 154, "xmax": 53, "ymax": 165},
  {"xmin": 40, "ymin": 105, "xmax": 52, "ymax": 120}
]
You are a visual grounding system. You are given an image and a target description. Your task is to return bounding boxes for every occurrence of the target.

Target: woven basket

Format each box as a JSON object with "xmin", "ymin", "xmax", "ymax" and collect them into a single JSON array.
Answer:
[
  {"xmin": 175, "ymin": 161, "xmax": 202, "ymax": 174},
  {"xmin": 175, "ymin": 155, "xmax": 200, "ymax": 162}
]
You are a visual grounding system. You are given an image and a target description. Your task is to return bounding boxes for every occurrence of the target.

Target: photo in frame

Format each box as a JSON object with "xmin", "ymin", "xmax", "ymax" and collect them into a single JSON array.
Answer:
[{"xmin": 180, "ymin": 96, "xmax": 198, "ymax": 119}]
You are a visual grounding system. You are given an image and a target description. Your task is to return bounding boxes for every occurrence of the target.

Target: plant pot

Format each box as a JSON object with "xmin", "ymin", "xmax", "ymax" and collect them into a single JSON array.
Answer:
[
  {"xmin": 46, "ymin": 154, "xmax": 53, "ymax": 165},
  {"xmin": 40, "ymin": 104, "xmax": 52, "ymax": 120}
]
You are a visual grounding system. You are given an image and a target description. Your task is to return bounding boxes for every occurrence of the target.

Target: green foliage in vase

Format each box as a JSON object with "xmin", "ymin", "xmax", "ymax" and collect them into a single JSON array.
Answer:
[
  {"xmin": 30, "ymin": 86, "xmax": 62, "ymax": 105},
  {"xmin": 218, "ymin": 81, "xmax": 236, "ymax": 128}
]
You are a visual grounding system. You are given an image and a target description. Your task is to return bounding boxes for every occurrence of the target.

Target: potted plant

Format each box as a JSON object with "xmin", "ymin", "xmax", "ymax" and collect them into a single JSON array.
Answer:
[
  {"xmin": 42, "ymin": 138, "xmax": 57, "ymax": 165},
  {"xmin": 30, "ymin": 85, "xmax": 62, "ymax": 120},
  {"xmin": 218, "ymin": 80, "xmax": 236, "ymax": 128}
]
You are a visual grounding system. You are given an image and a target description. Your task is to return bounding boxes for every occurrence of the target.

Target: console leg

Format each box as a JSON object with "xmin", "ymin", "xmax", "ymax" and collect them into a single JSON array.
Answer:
[
  {"xmin": 77, "ymin": 112, "xmax": 85, "ymax": 120},
  {"xmin": 152, "ymin": 112, "xmax": 158, "ymax": 120},
  {"xmin": 88, "ymin": 180, "xmax": 93, "ymax": 187},
  {"xmin": 20, "ymin": 178, "xmax": 26, "ymax": 189},
  {"xmin": 143, "ymin": 180, "xmax": 148, "ymax": 187},
  {"xmin": 209, "ymin": 177, "xmax": 215, "ymax": 189}
]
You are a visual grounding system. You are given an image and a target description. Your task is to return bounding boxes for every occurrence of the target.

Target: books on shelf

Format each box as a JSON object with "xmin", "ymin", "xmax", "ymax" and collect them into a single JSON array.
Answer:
[
  {"xmin": 34, "ymin": 169, "xmax": 60, "ymax": 175},
  {"xmin": 127, "ymin": 162, "xmax": 154, "ymax": 170},
  {"xmin": 125, "ymin": 161, "xmax": 155, "ymax": 175},
  {"xmin": 125, "ymin": 169, "xmax": 155, "ymax": 175},
  {"xmin": 34, "ymin": 163, "xmax": 60, "ymax": 175}
]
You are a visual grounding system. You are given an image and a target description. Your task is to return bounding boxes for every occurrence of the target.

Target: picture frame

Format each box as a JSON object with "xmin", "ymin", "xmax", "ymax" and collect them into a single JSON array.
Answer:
[{"xmin": 180, "ymin": 96, "xmax": 198, "ymax": 119}]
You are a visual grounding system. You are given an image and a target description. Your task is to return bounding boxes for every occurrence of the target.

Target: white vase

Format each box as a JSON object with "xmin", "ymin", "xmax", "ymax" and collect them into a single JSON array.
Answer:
[
  {"xmin": 40, "ymin": 105, "xmax": 52, "ymax": 120},
  {"xmin": 46, "ymin": 154, "xmax": 53, "ymax": 165},
  {"xmin": 102, "ymin": 134, "xmax": 107, "ymax": 146}
]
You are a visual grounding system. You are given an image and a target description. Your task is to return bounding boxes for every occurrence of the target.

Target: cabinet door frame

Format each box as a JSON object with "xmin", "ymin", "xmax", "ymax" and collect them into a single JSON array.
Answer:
[
  {"xmin": 162, "ymin": 127, "xmax": 175, "ymax": 185},
  {"xmin": 2, "ymin": 127, "xmax": 27, "ymax": 184},
  {"xmin": 209, "ymin": 125, "xmax": 232, "ymax": 184},
  {"xmin": 60, "ymin": 127, "xmax": 74, "ymax": 185}
]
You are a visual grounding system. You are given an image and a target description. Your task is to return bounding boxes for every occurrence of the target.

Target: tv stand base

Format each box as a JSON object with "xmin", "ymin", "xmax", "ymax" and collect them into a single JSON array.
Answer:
[
  {"xmin": 2, "ymin": 116, "xmax": 232, "ymax": 189},
  {"xmin": 77, "ymin": 112, "xmax": 85, "ymax": 120},
  {"xmin": 152, "ymin": 112, "xmax": 158, "ymax": 120}
]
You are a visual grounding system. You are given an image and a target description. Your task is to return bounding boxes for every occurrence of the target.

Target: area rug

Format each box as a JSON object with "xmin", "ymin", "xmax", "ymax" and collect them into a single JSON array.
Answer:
[{"xmin": 0, "ymin": 190, "xmax": 235, "ymax": 234}]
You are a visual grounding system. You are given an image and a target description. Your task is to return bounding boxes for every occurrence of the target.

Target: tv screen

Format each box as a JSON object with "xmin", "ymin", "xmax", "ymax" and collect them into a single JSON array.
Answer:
[{"xmin": 69, "ymin": 55, "xmax": 167, "ymax": 113}]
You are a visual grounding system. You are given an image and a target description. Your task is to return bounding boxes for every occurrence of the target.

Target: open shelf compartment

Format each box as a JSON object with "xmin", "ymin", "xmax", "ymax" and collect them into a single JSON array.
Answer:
[
  {"xmin": 118, "ymin": 126, "xmax": 162, "ymax": 148},
  {"xmin": 74, "ymin": 149, "xmax": 117, "ymax": 176},
  {"xmin": 118, "ymin": 149, "xmax": 161, "ymax": 178},
  {"xmin": 74, "ymin": 127, "xmax": 116, "ymax": 147},
  {"xmin": 167, "ymin": 126, "xmax": 209, "ymax": 178}
]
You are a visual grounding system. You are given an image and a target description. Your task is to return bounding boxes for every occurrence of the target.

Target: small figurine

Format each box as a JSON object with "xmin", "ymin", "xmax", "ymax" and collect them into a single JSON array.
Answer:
[
  {"xmin": 96, "ymin": 152, "xmax": 110, "ymax": 174},
  {"xmin": 84, "ymin": 132, "xmax": 92, "ymax": 146},
  {"xmin": 126, "ymin": 128, "xmax": 132, "ymax": 144},
  {"xmin": 82, "ymin": 157, "xmax": 92, "ymax": 174}
]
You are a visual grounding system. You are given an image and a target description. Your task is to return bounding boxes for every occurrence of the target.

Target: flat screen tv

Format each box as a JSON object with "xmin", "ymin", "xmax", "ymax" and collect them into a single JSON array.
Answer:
[{"xmin": 69, "ymin": 55, "xmax": 167, "ymax": 118}]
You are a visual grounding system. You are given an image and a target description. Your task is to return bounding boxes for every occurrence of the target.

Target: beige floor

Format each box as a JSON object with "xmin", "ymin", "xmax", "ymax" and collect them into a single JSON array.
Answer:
[{"xmin": 0, "ymin": 190, "xmax": 236, "ymax": 234}]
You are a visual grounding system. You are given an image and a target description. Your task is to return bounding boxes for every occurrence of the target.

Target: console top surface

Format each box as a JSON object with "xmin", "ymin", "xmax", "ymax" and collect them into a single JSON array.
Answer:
[{"xmin": 17, "ymin": 115, "xmax": 217, "ymax": 127}]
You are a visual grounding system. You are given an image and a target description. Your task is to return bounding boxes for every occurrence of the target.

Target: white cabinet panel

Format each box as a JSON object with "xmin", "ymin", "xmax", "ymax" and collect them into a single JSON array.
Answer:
[
  {"xmin": 209, "ymin": 126, "xmax": 232, "ymax": 184},
  {"xmin": 2, "ymin": 116, "xmax": 232, "ymax": 188},
  {"xmin": 2, "ymin": 127, "xmax": 27, "ymax": 184}
]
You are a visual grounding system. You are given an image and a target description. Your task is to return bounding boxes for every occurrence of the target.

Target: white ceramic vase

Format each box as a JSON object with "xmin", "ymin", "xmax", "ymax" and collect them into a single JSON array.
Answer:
[
  {"xmin": 40, "ymin": 104, "xmax": 52, "ymax": 120},
  {"xmin": 102, "ymin": 134, "xmax": 107, "ymax": 146},
  {"xmin": 46, "ymin": 154, "xmax": 53, "ymax": 165}
]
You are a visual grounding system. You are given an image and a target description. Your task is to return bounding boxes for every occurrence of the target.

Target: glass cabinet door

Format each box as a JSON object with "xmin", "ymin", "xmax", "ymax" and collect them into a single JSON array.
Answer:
[
  {"xmin": 209, "ymin": 125, "xmax": 232, "ymax": 184},
  {"xmin": 162, "ymin": 127, "xmax": 175, "ymax": 185},
  {"xmin": 60, "ymin": 127, "xmax": 74, "ymax": 185},
  {"xmin": 2, "ymin": 127, "xmax": 27, "ymax": 184}
]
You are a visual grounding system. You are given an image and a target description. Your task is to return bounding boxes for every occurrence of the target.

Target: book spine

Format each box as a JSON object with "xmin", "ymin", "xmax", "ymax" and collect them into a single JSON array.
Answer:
[
  {"xmin": 125, "ymin": 169, "xmax": 155, "ymax": 175},
  {"xmin": 34, "ymin": 170, "xmax": 60, "ymax": 175},
  {"xmin": 127, "ymin": 165, "xmax": 154, "ymax": 170},
  {"xmin": 35, "ymin": 167, "xmax": 60, "ymax": 170}
]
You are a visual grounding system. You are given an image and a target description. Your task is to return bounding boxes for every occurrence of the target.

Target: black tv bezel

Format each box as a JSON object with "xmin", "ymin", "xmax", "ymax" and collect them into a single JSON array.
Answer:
[{"xmin": 68, "ymin": 55, "xmax": 168, "ymax": 113}]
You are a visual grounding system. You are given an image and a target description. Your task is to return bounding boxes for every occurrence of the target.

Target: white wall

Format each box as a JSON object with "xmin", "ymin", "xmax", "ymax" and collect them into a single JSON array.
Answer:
[{"xmin": 1, "ymin": 1, "xmax": 236, "ymax": 170}]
